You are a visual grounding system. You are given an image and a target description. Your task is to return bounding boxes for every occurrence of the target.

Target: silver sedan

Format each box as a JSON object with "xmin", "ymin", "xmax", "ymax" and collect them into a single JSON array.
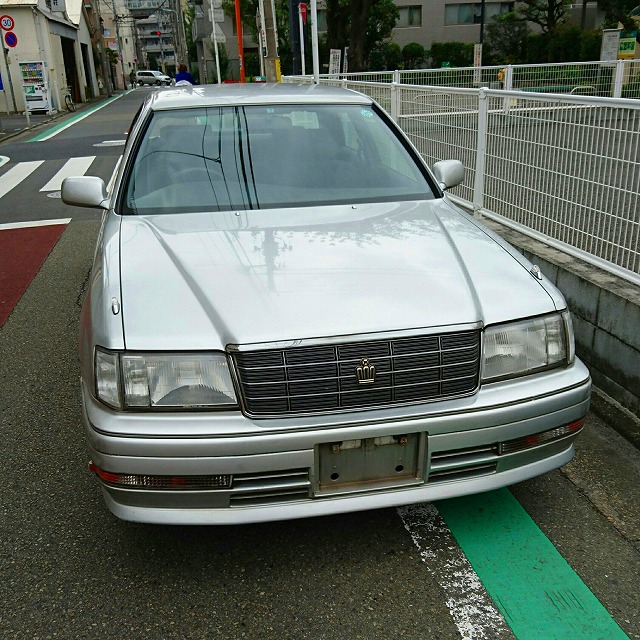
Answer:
[{"xmin": 63, "ymin": 84, "xmax": 590, "ymax": 524}]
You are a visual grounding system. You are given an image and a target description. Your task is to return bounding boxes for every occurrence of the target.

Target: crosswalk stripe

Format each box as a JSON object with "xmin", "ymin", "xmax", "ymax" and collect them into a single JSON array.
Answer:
[
  {"xmin": 0, "ymin": 161, "xmax": 44, "ymax": 199},
  {"xmin": 39, "ymin": 156, "xmax": 97, "ymax": 192}
]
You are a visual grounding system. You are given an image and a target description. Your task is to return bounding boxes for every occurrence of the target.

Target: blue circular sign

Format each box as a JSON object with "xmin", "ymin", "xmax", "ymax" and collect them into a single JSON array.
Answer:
[{"xmin": 4, "ymin": 31, "xmax": 17, "ymax": 47}]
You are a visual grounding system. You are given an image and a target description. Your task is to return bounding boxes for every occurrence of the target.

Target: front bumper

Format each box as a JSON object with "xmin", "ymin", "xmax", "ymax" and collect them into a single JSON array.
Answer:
[{"xmin": 82, "ymin": 360, "xmax": 591, "ymax": 525}]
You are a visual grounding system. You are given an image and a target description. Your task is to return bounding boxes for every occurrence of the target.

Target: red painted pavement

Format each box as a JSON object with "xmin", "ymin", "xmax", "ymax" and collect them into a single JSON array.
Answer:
[{"xmin": 0, "ymin": 224, "xmax": 67, "ymax": 328}]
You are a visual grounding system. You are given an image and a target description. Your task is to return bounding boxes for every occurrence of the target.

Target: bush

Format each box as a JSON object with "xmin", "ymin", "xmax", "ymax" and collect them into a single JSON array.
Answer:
[
  {"xmin": 427, "ymin": 42, "xmax": 474, "ymax": 68},
  {"xmin": 402, "ymin": 42, "xmax": 427, "ymax": 69},
  {"xmin": 368, "ymin": 42, "xmax": 403, "ymax": 70}
]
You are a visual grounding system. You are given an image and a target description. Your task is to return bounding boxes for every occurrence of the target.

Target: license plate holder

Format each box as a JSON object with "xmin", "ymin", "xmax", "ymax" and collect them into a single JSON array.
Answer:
[{"xmin": 316, "ymin": 432, "xmax": 425, "ymax": 495}]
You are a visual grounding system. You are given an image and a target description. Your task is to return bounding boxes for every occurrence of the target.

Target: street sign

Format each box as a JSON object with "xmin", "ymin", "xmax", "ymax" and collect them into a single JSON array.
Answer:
[
  {"xmin": 4, "ymin": 31, "xmax": 17, "ymax": 48},
  {"xmin": 600, "ymin": 29, "xmax": 620, "ymax": 62},
  {"xmin": 212, "ymin": 23, "xmax": 226, "ymax": 43},
  {"xmin": 0, "ymin": 15, "xmax": 14, "ymax": 30},
  {"xmin": 213, "ymin": 8, "xmax": 224, "ymax": 21},
  {"xmin": 328, "ymin": 49, "xmax": 341, "ymax": 74}
]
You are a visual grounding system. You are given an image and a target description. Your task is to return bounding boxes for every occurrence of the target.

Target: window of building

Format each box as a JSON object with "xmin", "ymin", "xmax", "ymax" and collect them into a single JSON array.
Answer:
[
  {"xmin": 445, "ymin": 2, "xmax": 513, "ymax": 25},
  {"xmin": 397, "ymin": 6, "xmax": 422, "ymax": 27}
]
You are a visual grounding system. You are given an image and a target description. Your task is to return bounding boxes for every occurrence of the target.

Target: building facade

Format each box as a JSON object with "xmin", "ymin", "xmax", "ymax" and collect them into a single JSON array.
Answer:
[{"xmin": 0, "ymin": 0, "xmax": 99, "ymax": 113}]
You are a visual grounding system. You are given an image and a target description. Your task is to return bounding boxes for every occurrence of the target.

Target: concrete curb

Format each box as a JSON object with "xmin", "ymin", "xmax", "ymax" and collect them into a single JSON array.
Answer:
[{"xmin": 590, "ymin": 386, "xmax": 640, "ymax": 451}]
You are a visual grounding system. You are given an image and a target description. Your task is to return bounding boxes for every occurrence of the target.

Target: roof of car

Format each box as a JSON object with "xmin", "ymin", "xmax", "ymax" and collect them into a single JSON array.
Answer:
[{"xmin": 145, "ymin": 83, "xmax": 372, "ymax": 111}]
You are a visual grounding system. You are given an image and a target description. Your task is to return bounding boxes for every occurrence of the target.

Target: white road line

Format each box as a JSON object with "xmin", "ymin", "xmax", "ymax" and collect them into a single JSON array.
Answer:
[
  {"xmin": 0, "ymin": 156, "xmax": 10, "ymax": 168},
  {"xmin": 0, "ymin": 161, "xmax": 44, "ymax": 199},
  {"xmin": 398, "ymin": 504, "xmax": 513, "ymax": 640},
  {"xmin": 0, "ymin": 218, "xmax": 71, "ymax": 231},
  {"xmin": 40, "ymin": 156, "xmax": 97, "ymax": 192}
]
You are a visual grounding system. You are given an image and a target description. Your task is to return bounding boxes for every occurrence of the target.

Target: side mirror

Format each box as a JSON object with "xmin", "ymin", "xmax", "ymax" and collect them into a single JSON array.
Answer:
[
  {"xmin": 61, "ymin": 176, "xmax": 109, "ymax": 209},
  {"xmin": 432, "ymin": 160, "xmax": 464, "ymax": 191}
]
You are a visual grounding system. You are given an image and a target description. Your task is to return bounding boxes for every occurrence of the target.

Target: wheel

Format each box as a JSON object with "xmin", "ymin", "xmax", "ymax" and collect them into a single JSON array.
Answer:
[
  {"xmin": 138, "ymin": 80, "xmax": 144, "ymax": 87},
  {"xmin": 156, "ymin": 80, "xmax": 162, "ymax": 86},
  {"xmin": 65, "ymin": 93, "xmax": 76, "ymax": 112}
]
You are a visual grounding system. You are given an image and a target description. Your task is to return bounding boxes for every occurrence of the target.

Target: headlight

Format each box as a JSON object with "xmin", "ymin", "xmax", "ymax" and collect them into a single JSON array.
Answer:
[
  {"xmin": 94, "ymin": 349, "xmax": 238, "ymax": 410},
  {"xmin": 482, "ymin": 312, "xmax": 574, "ymax": 382}
]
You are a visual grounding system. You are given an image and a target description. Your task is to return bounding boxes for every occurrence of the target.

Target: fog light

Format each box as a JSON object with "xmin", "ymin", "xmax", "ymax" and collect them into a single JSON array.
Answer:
[
  {"xmin": 88, "ymin": 462, "xmax": 232, "ymax": 490},
  {"xmin": 499, "ymin": 419, "xmax": 584, "ymax": 455}
]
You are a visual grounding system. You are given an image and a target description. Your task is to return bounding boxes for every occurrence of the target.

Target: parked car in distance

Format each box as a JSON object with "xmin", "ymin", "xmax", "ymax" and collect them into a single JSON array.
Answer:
[
  {"xmin": 135, "ymin": 69, "xmax": 172, "ymax": 86},
  {"xmin": 62, "ymin": 84, "xmax": 591, "ymax": 525}
]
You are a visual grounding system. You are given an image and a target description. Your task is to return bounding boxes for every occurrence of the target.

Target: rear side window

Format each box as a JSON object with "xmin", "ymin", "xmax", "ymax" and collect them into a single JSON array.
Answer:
[{"xmin": 121, "ymin": 103, "xmax": 437, "ymax": 214}]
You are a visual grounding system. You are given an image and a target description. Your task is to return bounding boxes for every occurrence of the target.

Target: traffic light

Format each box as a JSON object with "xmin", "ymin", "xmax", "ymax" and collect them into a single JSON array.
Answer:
[{"xmin": 152, "ymin": 30, "xmax": 161, "ymax": 36}]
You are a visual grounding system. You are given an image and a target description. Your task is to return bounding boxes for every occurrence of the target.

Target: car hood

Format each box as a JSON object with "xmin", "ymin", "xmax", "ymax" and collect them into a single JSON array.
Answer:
[{"xmin": 118, "ymin": 200, "xmax": 561, "ymax": 350}]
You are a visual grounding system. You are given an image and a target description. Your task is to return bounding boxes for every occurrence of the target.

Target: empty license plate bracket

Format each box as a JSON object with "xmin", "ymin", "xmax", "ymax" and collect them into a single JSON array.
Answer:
[{"xmin": 316, "ymin": 433, "xmax": 425, "ymax": 495}]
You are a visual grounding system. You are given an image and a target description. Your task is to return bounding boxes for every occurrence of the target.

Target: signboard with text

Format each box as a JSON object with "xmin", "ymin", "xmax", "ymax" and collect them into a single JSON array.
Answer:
[{"xmin": 328, "ymin": 49, "xmax": 341, "ymax": 74}]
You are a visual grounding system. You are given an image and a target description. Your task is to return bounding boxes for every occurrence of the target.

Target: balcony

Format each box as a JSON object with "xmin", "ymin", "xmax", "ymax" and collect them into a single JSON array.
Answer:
[{"xmin": 126, "ymin": 0, "xmax": 162, "ymax": 18}]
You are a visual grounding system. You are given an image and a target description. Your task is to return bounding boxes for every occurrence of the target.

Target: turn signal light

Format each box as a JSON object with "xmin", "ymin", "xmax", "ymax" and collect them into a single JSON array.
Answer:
[
  {"xmin": 88, "ymin": 462, "xmax": 232, "ymax": 490},
  {"xmin": 499, "ymin": 419, "xmax": 585, "ymax": 455}
]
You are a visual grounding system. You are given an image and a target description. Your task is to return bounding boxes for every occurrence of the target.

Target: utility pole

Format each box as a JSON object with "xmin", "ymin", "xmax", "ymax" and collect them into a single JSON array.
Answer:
[
  {"xmin": 263, "ymin": 0, "xmax": 280, "ymax": 81},
  {"xmin": 112, "ymin": 0, "xmax": 127, "ymax": 89}
]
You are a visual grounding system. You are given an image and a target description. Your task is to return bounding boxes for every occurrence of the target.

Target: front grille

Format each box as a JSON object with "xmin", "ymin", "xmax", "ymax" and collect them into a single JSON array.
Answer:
[
  {"xmin": 428, "ymin": 444, "xmax": 498, "ymax": 483},
  {"xmin": 233, "ymin": 330, "xmax": 480, "ymax": 416},
  {"xmin": 229, "ymin": 469, "xmax": 311, "ymax": 507}
]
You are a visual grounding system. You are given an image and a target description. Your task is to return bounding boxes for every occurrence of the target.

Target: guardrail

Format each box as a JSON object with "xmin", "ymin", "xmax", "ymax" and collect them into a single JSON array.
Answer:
[{"xmin": 283, "ymin": 74, "xmax": 640, "ymax": 285}]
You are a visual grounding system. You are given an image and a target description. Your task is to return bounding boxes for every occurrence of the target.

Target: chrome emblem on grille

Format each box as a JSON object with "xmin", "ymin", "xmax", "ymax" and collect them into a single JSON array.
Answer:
[{"xmin": 356, "ymin": 358, "xmax": 376, "ymax": 384}]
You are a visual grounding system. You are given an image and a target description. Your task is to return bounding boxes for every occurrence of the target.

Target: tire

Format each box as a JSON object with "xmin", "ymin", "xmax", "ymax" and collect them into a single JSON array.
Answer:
[
  {"xmin": 156, "ymin": 80, "xmax": 162, "ymax": 86},
  {"xmin": 138, "ymin": 80, "xmax": 144, "ymax": 87},
  {"xmin": 65, "ymin": 94, "xmax": 76, "ymax": 112}
]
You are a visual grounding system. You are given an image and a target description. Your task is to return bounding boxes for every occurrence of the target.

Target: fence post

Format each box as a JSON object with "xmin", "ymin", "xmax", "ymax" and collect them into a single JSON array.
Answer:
[
  {"xmin": 473, "ymin": 88, "xmax": 488, "ymax": 218},
  {"xmin": 390, "ymin": 82, "xmax": 399, "ymax": 123},
  {"xmin": 505, "ymin": 64, "xmax": 513, "ymax": 91},
  {"xmin": 613, "ymin": 60, "xmax": 624, "ymax": 98}
]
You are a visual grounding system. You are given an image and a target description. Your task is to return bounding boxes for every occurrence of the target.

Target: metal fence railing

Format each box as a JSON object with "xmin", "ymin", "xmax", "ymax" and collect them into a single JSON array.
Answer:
[
  {"xmin": 283, "ymin": 72, "xmax": 640, "ymax": 284},
  {"xmin": 286, "ymin": 59, "xmax": 640, "ymax": 98}
]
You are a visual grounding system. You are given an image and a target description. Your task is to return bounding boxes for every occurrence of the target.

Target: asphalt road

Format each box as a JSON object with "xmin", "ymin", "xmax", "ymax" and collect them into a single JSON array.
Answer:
[{"xmin": 0, "ymin": 89, "xmax": 639, "ymax": 640}]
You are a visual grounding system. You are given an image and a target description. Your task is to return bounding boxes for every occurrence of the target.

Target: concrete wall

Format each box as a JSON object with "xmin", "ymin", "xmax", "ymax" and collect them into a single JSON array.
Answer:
[{"xmin": 481, "ymin": 217, "xmax": 640, "ymax": 427}]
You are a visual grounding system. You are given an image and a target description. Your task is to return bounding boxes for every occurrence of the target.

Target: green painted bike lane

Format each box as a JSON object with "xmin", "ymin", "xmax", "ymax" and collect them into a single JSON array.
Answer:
[{"xmin": 437, "ymin": 488, "xmax": 629, "ymax": 640}]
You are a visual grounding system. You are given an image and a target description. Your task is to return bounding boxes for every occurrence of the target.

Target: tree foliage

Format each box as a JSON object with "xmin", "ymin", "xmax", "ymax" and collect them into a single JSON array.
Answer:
[
  {"xmin": 427, "ymin": 42, "xmax": 474, "ymax": 68},
  {"xmin": 325, "ymin": 0, "xmax": 398, "ymax": 71},
  {"xmin": 595, "ymin": 0, "xmax": 639, "ymax": 30},
  {"xmin": 402, "ymin": 43, "xmax": 427, "ymax": 70},
  {"xmin": 517, "ymin": 0, "xmax": 571, "ymax": 33},
  {"xmin": 368, "ymin": 42, "xmax": 402, "ymax": 70},
  {"xmin": 484, "ymin": 12, "xmax": 530, "ymax": 64}
]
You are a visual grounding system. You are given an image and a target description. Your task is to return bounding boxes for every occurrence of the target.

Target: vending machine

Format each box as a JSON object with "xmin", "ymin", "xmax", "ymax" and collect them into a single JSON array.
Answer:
[{"xmin": 19, "ymin": 60, "xmax": 52, "ymax": 112}]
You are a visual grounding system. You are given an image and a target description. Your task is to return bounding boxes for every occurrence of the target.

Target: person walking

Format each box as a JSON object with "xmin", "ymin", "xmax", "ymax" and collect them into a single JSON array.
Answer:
[{"xmin": 175, "ymin": 64, "xmax": 195, "ymax": 84}]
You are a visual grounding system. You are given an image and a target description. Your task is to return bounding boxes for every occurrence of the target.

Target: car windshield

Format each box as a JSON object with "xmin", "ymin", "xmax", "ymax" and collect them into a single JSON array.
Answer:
[{"xmin": 121, "ymin": 103, "xmax": 436, "ymax": 214}]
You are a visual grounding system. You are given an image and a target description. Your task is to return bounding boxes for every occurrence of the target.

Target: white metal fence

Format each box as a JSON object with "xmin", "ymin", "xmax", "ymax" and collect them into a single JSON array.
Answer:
[
  {"xmin": 283, "ymin": 69, "xmax": 640, "ymax": 284},
  {"xmin": 287, "ymin": 59, "xmax": 640, "ymax": 98}
]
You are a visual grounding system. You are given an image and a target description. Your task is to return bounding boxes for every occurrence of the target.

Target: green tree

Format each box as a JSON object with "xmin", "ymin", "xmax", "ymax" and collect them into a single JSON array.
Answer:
[
  {"xmin": 402, "ymin": 42, "xmax": 427, "ymax": 69},
  {"xmin": 368, "ymin": 41, "xmax": 402, "ymax": 70},
  {"xmin": 325, "ymin": 0, "xmax": 399, "ymax": 71},
  {"xmin": 484, "ymin": 12, "xmax": 530, "ymax": 64},
  {"xmin": 517, "ymin": 0, "xmax": 571, "ymax": 33},
  {"xmin": 427, "ymin": 42, "xmax": 474, "ymax": 68},
  {"xmin": 595, "ymin": 0, "xmax": 639, "ymax": 30}
]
